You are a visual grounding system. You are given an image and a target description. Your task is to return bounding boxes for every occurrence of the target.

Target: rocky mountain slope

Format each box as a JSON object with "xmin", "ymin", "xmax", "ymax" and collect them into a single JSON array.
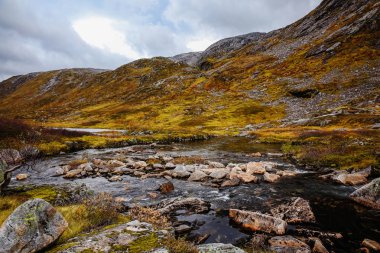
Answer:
[{"xmin": 0, "ymin": 0, "xmax": 379, "ymax": 135}]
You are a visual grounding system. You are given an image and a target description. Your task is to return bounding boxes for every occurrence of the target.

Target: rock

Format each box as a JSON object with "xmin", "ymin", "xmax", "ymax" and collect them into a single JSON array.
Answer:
[
  {"xmin": 229, "ymin": 209, "xmax": 287, "ymax": 235},
  {"xmin": 350, "ymin": 177, "xmax": 380, "ymax": 209},
  {"xmin": 162, "ymin": 156, "xmax": 173, "ymax": 162},
  {"xmin": 54, "ymin": 167, "xmax": 65, "ymax": 176},
  {"xmin": 93, "ymin": 158, "xmax": 104, "ymax": 166},
  {"xmin": 345, "ymin": 173, "xmax": 368, "ymax": 185},
  {"xmin": 107, "ymin": 160, "xmax": 126, "ymax": 167},
  {"xmin": 311, "ymin": 237, "xmax": 329, "ymax": 253},
  {"xmin": 159, "ymin": 181, "xmax": 174, "ymax": 194},
  {"xmin": 78, "ymin": 162, "xmax": 93, "ymax": 172},
  {"xmin": 188, "ymin": 170, "xmax": 208, "ymax": 181},
  {"xmin": 147, "ymin": 192, "xmax": 159, "ymax": 199},
  {"xmin": 134, "ymin": 161, "xmax": 147, "ymax": 169},
  {"xmin": 355, "ymin": 166, "xmax": 372, "ymax": 178},
  {"xmin": 15, "ymin": 173, "xmax": 28, "ymax": 181},
  {"xmin": 133, "ymin": 171, "xmax": 145, "ymax": 177},
  {"xmin": 208, "ymin": 161, "xmax": 225, "ymax": 168},
  {"xmin": 268, "ymin": 236, "xmax": 311, "ymax": 253},
  {"xmin": 0, "ymin": 199, "xmax": 68, "ymax": 253},
  {"xmin": 267, "ymin": 153, "xmax": 284, "ymax": 157},
  {"xmin": 246, "ymin": 162, "xmax": 266, "ymax": 174},
  {"xmin": 270, "ymin": 197, "xmax": 316, "ymax": 223},
  {"xmin": 153, "ymin": 163, "xmax": 164, "ymax": 169},
  {"xmin": 171, "ymin": 165, "xmax": 191, "ymax": 178},
  {"xmin": 250, "ymin": 152, "xmax": 262, "ymax": 157},
  {"xmin": 331, "ymin": 171, "xmax": 349, "ymax": 184},
  {"xmin": 277, "ymin": 170, "xmax": 297, "ymax": 177},
  {"xmin": 63, "ymin": 168, "xmax": 82, "ymax": 178},
  {"xmin": 209, "ymin": 169, "xmax": 229, "ymax": 179},
  {"xmin": 157, "ymin": 197, "xmax": 210, "ymax": 215},
  {"xmin": 198, "ymin": 243, "xmax": 245, "ymax": 253},
  {"xmin": 221, "ymin": 178, "xmax": 240, "ymax": 187},
  {"xmin": 109, "ymin": 175, "xmax": 122, "ymax": 182},
  {"xmin": 237, "ymin": 173, "xmax": 257, "ymax": 183},
  {"xmin": 228, "ymin": 167, "xmax": 243, "ymax": 180},
  {"xmin": 175, "ymin": 224, "xmax": 192, "ymax": 234},
  {"xmin": 362, "ymin": 238, "xmax": 380, "ymax": 251},
  {"xmin": 250, "ymin": 234, "xmax": 269, "ymax": 249},
  {"xmin": 263, "ymin": 172, "xmax": 280, "ymax": 183},
  {"xmin": 165, "ymin": 162, "xmax": 176, "ymax": 169}
]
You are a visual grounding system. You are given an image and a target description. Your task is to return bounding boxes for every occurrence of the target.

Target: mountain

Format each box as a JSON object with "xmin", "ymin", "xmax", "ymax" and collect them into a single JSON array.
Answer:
[{"xmin": 0, "ymin": 0, "xmax": 379, "ymax": 135}]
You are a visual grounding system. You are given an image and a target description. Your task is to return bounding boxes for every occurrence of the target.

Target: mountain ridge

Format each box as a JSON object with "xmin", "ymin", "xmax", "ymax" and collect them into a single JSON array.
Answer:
[{"xmin": 0, "ymin": 0, "xmax": 379, "ymax": 135}]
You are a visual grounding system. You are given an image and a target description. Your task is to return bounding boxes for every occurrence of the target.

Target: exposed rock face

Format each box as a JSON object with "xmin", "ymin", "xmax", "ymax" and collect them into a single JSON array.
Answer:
[
  {"xmin": 157, "ymin": 197, "xmax": 210, "ymax": 215},
  {"xmin": 270, "ymin": 197, "xmax": 316, "ymax": 223},
  {"xmin": 350, "ymin": 177, "xmax": 380, "ymax": 209},
  {"xmin": 0, "ymin": 199, "xmax": 68, "ymax": 253},
  {"xmin": 268, "ymin": 236, "xmax": 311, "ymax": 253},
  {"xmin": 229, "ymin": 209, "xmax": 287, "ymax": 235},
  {"xmin": 311, "ymin": 237, "xmax": 329, "ymax": 253},
  {"xmin": 197, "ymin": 243, "xmax": 246, "ymax": 253}
]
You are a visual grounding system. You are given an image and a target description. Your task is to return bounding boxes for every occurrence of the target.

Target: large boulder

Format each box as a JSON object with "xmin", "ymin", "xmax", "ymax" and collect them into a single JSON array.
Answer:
[
  {"xmin": 188, "ymin": 170, "xmax": 208, "ymax": 181},
  {"xmin": 246, "ymin": 162, "xmax": 266, "ymax": 174},
  {"xmin": 229, "ymin": 209, "xmax": 287, "ymax": 235},
  {"xmin": 268, "ymin": 236, "xmax": 311, "ymax": 253},
  {"xmin": 350, "ymin": 177, "xmax": 380, "ymax": 209},
  {"xmin": 270, "ymin": 197, "xmax": 316, "ymax": 223},
  {"xmin": 157, "ymin": 197, "xmax": 210, "ymax": 215},
  {"xmin": 0, "ymin": 199, "xmax": 68, "ymax": 253},
  {"xmin": 198, "ymin": 243, "xmax": 245, "ymax": 253}
]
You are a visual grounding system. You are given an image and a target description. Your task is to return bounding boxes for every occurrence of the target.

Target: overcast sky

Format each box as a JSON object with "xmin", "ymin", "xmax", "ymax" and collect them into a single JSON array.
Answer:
[{"xmin": 0, "ymin": 0, "xmax": 321, "ymax": 81}]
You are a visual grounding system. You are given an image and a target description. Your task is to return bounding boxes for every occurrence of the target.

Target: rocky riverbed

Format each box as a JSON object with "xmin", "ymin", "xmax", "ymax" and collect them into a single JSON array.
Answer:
[{"xmin": 7, "ymin": 137, "xmax": 380, "ymax": 252}]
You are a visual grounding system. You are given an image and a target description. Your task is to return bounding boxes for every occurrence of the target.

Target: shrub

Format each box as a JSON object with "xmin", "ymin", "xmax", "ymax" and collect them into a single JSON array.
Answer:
[
  {"xmin": 83, "ymin": 192, "xmax": 122, "ymax": 228},
  {"xmin": 163, "ymin": 236, "xmax": 199, "ymax": 253},
  {"xmin": 129, "ymin": 205, "xmax": 170, "ymax": 229}
]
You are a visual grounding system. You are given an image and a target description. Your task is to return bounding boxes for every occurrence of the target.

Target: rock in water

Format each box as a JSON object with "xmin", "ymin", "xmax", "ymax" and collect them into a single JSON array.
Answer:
[
  {"xmin": 268, "ymin": 236, "xmax": 311, "ymax": 253},
  {"xmin": 229, "ymin": 209, "xmax": 287, "ymax": 235},
  {"xmin": 15, "ymin": 173, "xmax": 28, "ymax": 181},
  {"xmin": 157, "ymin": 197, "xmax": 210, "ymax": 215},
  {"xmin": 362, "ymin": 238, "xmax": 380, "ymax": 252},
  {"xmin": 350, "ymin": 177, "xmax": 380, "ymax": 209},
  {"xmin": 0, "ymin": 198, "xmax": 68, "ymax": 253},
  {"xmin": 188, "ymin": 170, "xmax": 208, "ymax": 181},
  {"xmin": 270, "ymin": 197, "xmax": 316, "ymax": 223},
  {"xmin": 159, "ymin": 181, "xmax": 174, "ymax": 194},
  {"xmin": 198, "ymin": 243, "xmax": 245, "ymax": 253}
]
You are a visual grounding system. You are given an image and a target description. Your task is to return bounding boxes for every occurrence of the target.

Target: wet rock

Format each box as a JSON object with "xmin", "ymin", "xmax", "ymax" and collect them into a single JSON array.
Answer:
[
  {"xmin": 237, "ymin": 173, "xmax": 257, "ymax": 183},
  {"xmin": 250, "ymin": 234, "xmax": 269, "ymax": 249},
  {"xmin": 268, "ymin": 236, "xmax": 311, "ymax": 253},
  {"xmin": 209, "ymin": 169, "xmax": 229, "ymax": 179},
  {"xmin": 0, "ymin": 199, "xmax": 68, "ymax": 253},
  {"xmin": 175, "ymin": 224, "xmax": 192, "ymax": 234},
  {"xmin": 270, "ymin": 197, "xmax": 316, "ymax": 223},
  {"xmin": 157, "ymin": 197, "xmax": 210, "ymax": 215},
  {"xmin": 165, "ymin": 162, "xmax": 176, "ymax": 169},
  {"xmin": 171, "ymin": 165, "xmax": 191, "ymax": 178},
  {"xmin": 311, "ymin": 237, "xmax": 329, "ymax": 253},
  {"xmin": 108, "ymin": 160, "xmax": 126, "ymax": 168},
  {"xmin": 208, "ymin": 161, "xmax": 225, "ymax": 168},
  {"xmin": 153, "ymin": 163, "xmax": 164, "ymax": 169},
  {"xmin": 277, "ymin": 170, "xmax": 296, "ymax": 177},
  {"xmin": 54, "ymin": 167, "xmax": 65, "ymax": 176},
  {"xmin": 229, "ymin": 209, "xmax": 287, "ymax": 235},
  {"xmin": 246, "ymin": 162, "xmax": 266, "ymax": 174},
  {"xmin": 63, "ymin": 168, "xmax": 82, "ymax": 178},
  {"xmin": 294, "ymin": 228, "xmax": 343, "ymax": 240},
  {"xmin": 350, "ymin": 177, "xmax": 380, "ymax": 209},
  {"xmin": 0, "ymin": 149, "xmax": 22, "ymax": 164},
  {"xmin": 362, "ymin": 238, "xmax": 380, "ymax": 252},
  {"xmin": 134, "ymin": 161, "xmax": 147, "ymax": 169},
  {"xmin": 109, "ymin": 175, "xmax": 122, "ymax": 182},
  {"xmin": 263, "ymin": 172, "xmax": 280, "ymax": 183},
  {"xmin": 250, "ymin": 152, "xmax": 262, "ymax": 157},
  {"xmin": 147, "ymin": 192, "xmax": 159, "ymax": 199},
  {"xmin": 198, "ymin": 243, "xmax": 245, "ymax": 253},
  {"xmin": 267, "ymin": 153, "xmax": 284, "ymax": 157},
  {"xmin": 221, "ymin": 178, "xmax": 240, "ymax": 187},
  {"xmin": 345, "ymin": 173, "xmax": 368, "ymax": 185},
  {"xmin": 78, "ymin": 163, "xmax": 93, "ymax": 172},
  {"xmin": 15, "ymin": 173, "xmax": 28, "ymax": 181},
  {"xmin": 134, "ymin": 171, "xmax": 145, "ymax": 177},
  {"xmin": 159, "ymin": 181, "xmax": 174, "ymax": 194},
  {"xmin": 188, "ymin": 170, "xmax": 208, "ymax": 181}
]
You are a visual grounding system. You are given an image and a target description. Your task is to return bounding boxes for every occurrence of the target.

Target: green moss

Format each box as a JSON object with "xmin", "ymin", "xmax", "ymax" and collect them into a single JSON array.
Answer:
[
  {"xmin": 26, "ymin": 186, "xmax": 59, "ymax": 202},
  {"xmin": 128, "ymin": 233, "xmax": 159, "ymax": 253},
  {"xmin": 45, "ymin": 242, "xmax": 78, "ymax": 253}
]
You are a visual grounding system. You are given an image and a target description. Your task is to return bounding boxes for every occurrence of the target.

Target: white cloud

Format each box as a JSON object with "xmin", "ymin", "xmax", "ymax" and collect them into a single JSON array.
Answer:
[
  {"xmin": 186, "ymin": 37, "xmax": 218, "ymax": 51},
  {"xmin": 72, "ymin": 16, "xmax": 145, "ymax": 60}
]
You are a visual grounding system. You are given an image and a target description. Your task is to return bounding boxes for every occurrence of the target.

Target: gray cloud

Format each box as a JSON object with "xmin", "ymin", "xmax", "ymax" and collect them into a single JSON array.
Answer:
[{"xmin": 0, "ymin": 0, "xmax": 321, "ymax": 81}]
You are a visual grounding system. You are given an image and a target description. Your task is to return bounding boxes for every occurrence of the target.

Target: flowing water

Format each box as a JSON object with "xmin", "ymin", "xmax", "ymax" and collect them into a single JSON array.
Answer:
[{"xmin": 10, "ymin": 137, "xmax": 380, "ymax": 252}]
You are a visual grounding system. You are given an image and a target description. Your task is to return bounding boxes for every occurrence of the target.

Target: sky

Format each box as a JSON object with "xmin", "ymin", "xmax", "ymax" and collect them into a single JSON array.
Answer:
[{"xmin": 0, "ymin": 0, "xmax": 322, "ymax": 81}]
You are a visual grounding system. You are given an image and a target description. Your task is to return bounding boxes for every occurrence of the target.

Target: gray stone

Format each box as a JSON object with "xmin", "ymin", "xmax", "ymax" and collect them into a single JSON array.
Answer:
[
  {"xmin": 188, "ymin": 170, "xmax": 208, "ymax": 181},
  {"xmin": 350, "ymin": 177, "xmax": 380, "ymax": 209},
  {"xmin": 209, "ymin": 169, "xmax": 229, "ymax": 179},
  {"xmin": 269, "ymin": 236, "xmax": 311, "ymax": 253},
  {"xmin": 198, "ymin": 243, "xmax": 245, "ymax": 253},
  {"xmin": 0, "ymin": 199, "xmax": 68, "ymax": 253}
]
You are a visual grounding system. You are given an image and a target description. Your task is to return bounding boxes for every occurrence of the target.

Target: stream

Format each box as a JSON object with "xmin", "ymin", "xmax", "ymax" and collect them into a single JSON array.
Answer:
[{"xmin": 9, "ymin": 137, "xmax": 380, "ymax": 252}]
